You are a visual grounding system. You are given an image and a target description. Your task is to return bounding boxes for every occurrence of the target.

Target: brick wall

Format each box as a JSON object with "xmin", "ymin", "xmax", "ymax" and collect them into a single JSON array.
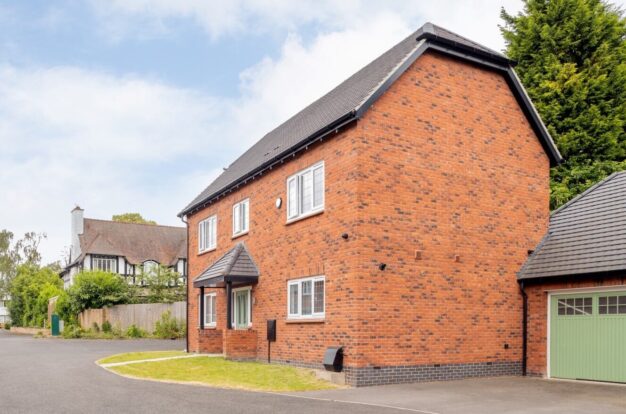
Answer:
[
  {"xmin": 197, "ymin": 328, "xmax": 223, "ymax": 354},
  {"xmin": 348, "ymin": 51, "xmax": 550, "ymax": 371},
  {"xmin": 186, "ymin": 50, "xmax": 552, "ymax": 385},
  {"xmin": 524, "ymin": 275, "xmax": 626, "ymax": 376},
  {"xmin": 223, "ymin": 329, "xmax": 258, "ymax": 360}
]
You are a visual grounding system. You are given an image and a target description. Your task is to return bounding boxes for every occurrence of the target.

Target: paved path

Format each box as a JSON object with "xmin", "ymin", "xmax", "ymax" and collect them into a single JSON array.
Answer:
[{"xmin": 1, "ymin": 329, "xmax": 625, "ymax": 413}]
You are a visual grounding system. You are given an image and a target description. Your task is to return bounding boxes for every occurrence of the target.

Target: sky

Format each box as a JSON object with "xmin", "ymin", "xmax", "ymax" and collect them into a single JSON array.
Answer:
[{"xmin": 1, "ymin": 0, "xmax": 625, "ymax": 265}]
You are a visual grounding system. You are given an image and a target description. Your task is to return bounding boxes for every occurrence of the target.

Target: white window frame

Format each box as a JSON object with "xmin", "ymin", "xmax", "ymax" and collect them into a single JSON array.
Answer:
[
  {"xmin": 286, "ymin": 161, "xmax": 325, "ymax": 222},
  {"xmin": 143, "ymin": 260, "xmax": 158, "ymax": 274},
  {"xmin": 232, "ymin": 198, "xmax": 250, "ymax": 237},
  {"xmin": 92, "ymin": 256, "xmax": 117, "ymax": 273},
  {"xmin": 231, "ymin": 287, "xmax": 252, "ymax": 329},
  {"xmin": 203, "ymin": 293, "xmax": 217, "ymax": 328},
  {"xmin": 287, "ymin": 275, "xmax": 325, "ymax": 320},
  {"xmin": 198, "ymin": 215, "xmax": 217, "ymax": 253}
]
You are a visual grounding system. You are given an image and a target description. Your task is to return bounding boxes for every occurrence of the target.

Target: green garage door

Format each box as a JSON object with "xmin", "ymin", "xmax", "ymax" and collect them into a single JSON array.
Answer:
[{"xmin": 550, "ymin": 291, "xmax": 626, "ymax": 383}]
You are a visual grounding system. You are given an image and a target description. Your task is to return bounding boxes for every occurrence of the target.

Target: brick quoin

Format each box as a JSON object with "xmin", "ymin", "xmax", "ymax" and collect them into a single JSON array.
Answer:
[{"xmin": 186, "ymin": 51, "xmax": 551, "ymax": 385}]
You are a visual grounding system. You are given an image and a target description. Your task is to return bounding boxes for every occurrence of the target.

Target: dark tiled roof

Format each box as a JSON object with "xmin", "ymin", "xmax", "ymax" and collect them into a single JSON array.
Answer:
[
  {"xmin": 180, "ymin": 22, "xmax": 561, "ymax": 217},
  {"xmin": 193, "ymin": 243, "xmax": 259, "ymax": 287},
  {"xmin": 77, "ymin": 219, "xmax": 187, "ymax": 266},
  {"xmin": 519, "ymin": 172, "xmax": 626, "ymax": 280},
  {"xmin": 417, "ymin": 22, "xmax": 509, "ymax": 60}
]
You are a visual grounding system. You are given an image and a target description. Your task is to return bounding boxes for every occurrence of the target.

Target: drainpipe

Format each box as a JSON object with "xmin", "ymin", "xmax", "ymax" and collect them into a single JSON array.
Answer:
[
  {"xmin": 180, "ymin": 215, "xmax": 190, "ymax": 353},
  {"xmin": 520, "ymin": 280, "xmax": 528, "ymax": 376}
]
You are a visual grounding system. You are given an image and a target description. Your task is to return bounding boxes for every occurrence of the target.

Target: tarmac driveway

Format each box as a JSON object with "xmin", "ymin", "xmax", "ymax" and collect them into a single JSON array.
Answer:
[
  {"xmin": 1, "ymin": 329, "xmax": 624, "ymax": 414},
  {"xmin": 296, "ymin": 376, "xmax": 626, "ymax": 414}
]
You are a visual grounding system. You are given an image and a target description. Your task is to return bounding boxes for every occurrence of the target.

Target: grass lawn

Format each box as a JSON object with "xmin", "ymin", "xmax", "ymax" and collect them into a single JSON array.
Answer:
[
  {"xmin": 98, "ymin": 350, "xmax": 187, "ymax": 365},
  {"xmin": 108, "ymin": 356, "xmax": 339, "ymax": 392}
]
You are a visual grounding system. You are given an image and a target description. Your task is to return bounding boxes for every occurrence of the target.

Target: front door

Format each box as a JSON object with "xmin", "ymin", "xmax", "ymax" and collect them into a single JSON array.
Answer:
[{"xmin": 234, "ymin": 289, "xmax": 250, "ymax": 329}]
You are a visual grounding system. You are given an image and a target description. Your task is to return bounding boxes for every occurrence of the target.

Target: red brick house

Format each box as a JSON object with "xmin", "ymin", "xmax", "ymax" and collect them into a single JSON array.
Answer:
[
  {"xmin": 179, "ymin": 23, "xmax": 562, "ymax": 386},
  {"xmin": 518, "ymin": 171, "xmax": 626, "ymax": 384}
]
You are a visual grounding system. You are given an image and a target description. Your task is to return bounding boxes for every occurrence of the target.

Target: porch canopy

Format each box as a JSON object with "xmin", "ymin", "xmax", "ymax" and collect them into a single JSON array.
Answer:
[{"xmin": 193, "ymin": 242, "xmax": 259, "ymax": 289}]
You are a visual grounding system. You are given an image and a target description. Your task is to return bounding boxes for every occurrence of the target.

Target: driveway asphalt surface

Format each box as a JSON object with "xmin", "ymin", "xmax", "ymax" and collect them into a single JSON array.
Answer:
[
  {"xmin": 1, "ymin": 329, "xmax": 625, "ymax": 414},
  {"xmin": 0, "ymin": 330, "xmax": 398, "ymax": 414}
]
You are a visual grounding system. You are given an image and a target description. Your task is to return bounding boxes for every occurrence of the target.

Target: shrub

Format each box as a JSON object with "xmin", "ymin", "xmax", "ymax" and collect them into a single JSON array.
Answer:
[
  {"xmin": 92, "ymin": 322, "xmax": 100, "ymax": 332},
  {"xmin": 3, "ymin": 322, "xmax": 11, "ymax": 330},
  {"xmin": 63, "ymin": 271, "xmax": 133, "ymax": 319},
  {"xmin": 153, "ymin": 310, "xmax": 184, "ymax": 339},
  {"xmin": 55, "ymin": 290, "xmax": 74, "ymax": 325},
  {"xmin": 126, "ymin": 324, "xmax": 145, "ymax": 338},
  {"xmin": 102, "ymin": 320, "xmax": 112, "ymax": 333},
  {"xmin": 111, "ymin": 324, "xmax": 122, "ymax": 338},
  {"xmin": 62, "ymin": 324, "xmax": 83, "ymax": 339}
]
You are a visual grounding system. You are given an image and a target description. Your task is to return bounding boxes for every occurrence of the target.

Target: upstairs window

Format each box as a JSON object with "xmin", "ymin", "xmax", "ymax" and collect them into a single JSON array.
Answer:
[
  {"xmin": 198, "ymin": 215, "xmax": 217, "ymax": 253},
  {"xmin": 92, "ymin": 256, "xmax": 117, "ymax": 273},
  {"xmin": 287, "ymin": 162, "xmax": 324, "ymax": 221},
  {"xmin": 232, "ymin": 199, "xmax": 249, "ymax": 236},
  {"xmin": 143, "ymin": 260, "xmax": 158, "ymax": 274},
  {"xmin": 287, "ymin": 276, "xmax": 325, "ymax": 319}
]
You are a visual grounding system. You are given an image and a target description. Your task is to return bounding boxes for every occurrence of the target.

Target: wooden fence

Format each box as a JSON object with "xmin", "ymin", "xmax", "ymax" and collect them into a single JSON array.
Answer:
[{"xmin": 78, "ymin": 302, "xmax": 186, "ymax": 333}]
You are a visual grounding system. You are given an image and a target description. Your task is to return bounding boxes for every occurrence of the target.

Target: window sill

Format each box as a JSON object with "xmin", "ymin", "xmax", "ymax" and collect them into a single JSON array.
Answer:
[
  {"xmin": 285, "ymin": 318, "xmax": 325, "ymax": 324},
  {"xmin": 231, "ymin": 231, "xmax": 249, "ymax": 240},
  {"xmin": 197, "ymin": 247, "xmax": 216, "ymax": 257},
  {"xmin": 202, "ymin": 325, "xmax": 217, "ymax": 330},
  {"xmin": 286, "ymin": 209, "xmax": 324, "ymax": 225}
]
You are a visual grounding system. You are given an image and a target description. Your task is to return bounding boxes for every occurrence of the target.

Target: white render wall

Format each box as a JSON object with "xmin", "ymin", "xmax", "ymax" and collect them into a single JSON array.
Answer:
[{"xmin": 0, "ymin": 296, "xmax": 10, "ymax": 324}]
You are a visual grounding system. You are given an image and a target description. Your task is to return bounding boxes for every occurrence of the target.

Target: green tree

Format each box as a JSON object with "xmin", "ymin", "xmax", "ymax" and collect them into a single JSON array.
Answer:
[
  {"xmin": 112, "ymin": 213, "xmax": 157, "ymax": 225},
  {"xmin": 501, "ymin": 0, "xmax": 626, "ymax": 208},
  {"xmin": 8, "ymin": 264, "xmax": 62, "ymax": 327},
  {"xmin": 138, "ymin": 264, "xmax": 185, "ymax": 303},
  {"xmin": 0, "ymin": 231, "xmax": 45, "ymax": 297}
]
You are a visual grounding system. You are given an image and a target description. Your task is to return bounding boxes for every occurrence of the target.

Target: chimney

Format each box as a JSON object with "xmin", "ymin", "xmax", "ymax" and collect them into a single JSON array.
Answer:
[{"xmin": 71, "ymin": 206, "xmax": 84, "ymax": 262}]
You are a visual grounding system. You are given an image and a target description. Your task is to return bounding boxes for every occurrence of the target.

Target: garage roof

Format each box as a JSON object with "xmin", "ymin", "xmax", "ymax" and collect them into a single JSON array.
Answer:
[
  {"xmin": 179, "ymin": 22, "xmax": 562, "ymax": 217},
  {"xmin": 518, "ymin": 171, "xmax": 626, "ymax": 280}
]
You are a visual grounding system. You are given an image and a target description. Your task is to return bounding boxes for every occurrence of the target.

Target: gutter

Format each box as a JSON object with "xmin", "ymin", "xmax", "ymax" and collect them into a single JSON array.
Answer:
[{"xmin": 179, "ymin": 214, "xmax": 190, "ymax": 353}]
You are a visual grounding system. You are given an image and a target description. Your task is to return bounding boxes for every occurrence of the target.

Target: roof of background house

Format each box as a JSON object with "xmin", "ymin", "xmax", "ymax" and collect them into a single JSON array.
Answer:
[
  {"xmin": 72, "ymin": 219, "xmax": 187, "ymax": 266},
  {"xmin": 193, "ymin": 243, "xmax": 259, "ymax": 287},
  {"xmin": 179, "ymin": 22, "xmax": 562, "ymax": 217},
  {"xmin": 518, "ymin": 171, "xmax": 626, "ymax": 280}
]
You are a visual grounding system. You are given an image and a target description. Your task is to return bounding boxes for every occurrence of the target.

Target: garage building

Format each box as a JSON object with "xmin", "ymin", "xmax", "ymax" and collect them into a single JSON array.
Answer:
[{"xmin": 519, "ymin": 171, "xmax": 626, "ymax": 383}]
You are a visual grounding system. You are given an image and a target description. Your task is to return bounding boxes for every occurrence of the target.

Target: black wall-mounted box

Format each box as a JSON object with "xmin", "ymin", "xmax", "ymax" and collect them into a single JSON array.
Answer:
[{"xmin": 267, "ymin": 319, "xmax": 276, "ymax": 342}]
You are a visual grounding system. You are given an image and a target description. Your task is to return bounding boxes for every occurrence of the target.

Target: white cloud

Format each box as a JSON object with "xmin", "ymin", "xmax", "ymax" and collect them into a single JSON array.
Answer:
[
  {"xmin": 90, "ymin": 0, "xmax": 528, "ymax": 50},
  {"xmin": 0, "ymin": 66, "xmax": 229, "ymax": 263}
]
